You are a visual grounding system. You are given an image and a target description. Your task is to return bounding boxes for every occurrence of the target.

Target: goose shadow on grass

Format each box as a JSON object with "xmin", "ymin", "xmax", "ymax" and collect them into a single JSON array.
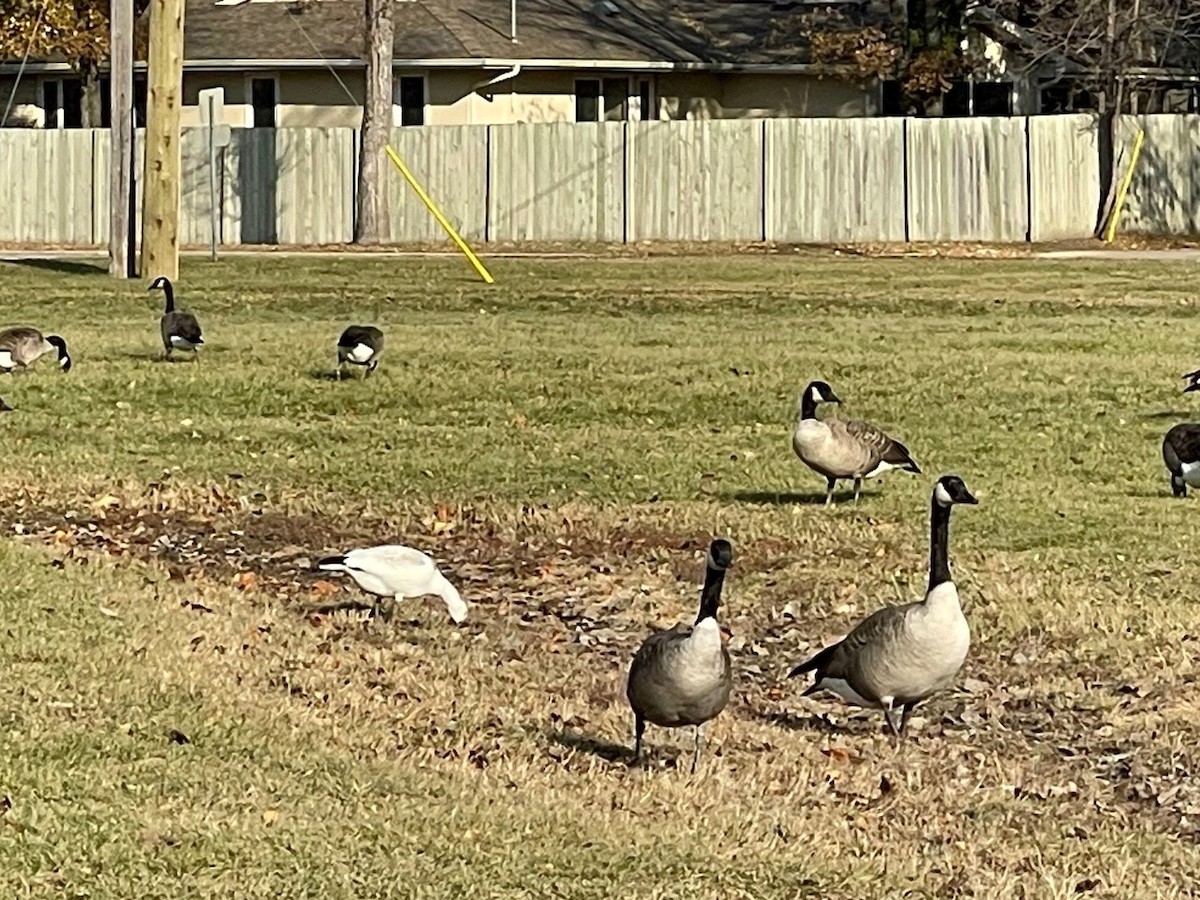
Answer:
[
  {"xmin": 728, "ymin": 490, "xmax": 859, "ymax": 506},
  {"xmin": 755, "ymin": 708, "xmax": 881, "ymax": 736},
  {"xmin": 1141, "ymin": 409, "xmax": 1199, "ymax": 421},
  {"xmin": 308, "ymin": 368, "xmax": 380, "ymax": 382},
  {"xmin": 116, "ymin": 350, "xmax": 204, "ymax": 363},
  {"xmin": 548, "ymin": 729, "xmax": 635, "ymax": 764}
]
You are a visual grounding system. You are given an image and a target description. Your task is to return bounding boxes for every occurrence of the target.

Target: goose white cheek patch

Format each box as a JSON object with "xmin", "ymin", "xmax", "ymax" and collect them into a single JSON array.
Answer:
[
  {"xmin": 934, "ymin": 483, "xmax": 953, "ymax": 506},
  {"xmin": 810, "ymin": 385, "xmax": 823, "ymax": 404}
]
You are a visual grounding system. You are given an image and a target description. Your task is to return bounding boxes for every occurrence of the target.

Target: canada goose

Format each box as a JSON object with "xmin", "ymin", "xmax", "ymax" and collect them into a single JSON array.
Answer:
[
  {"xmin": 148, "ymin": 276, "xmax": 204, "ymax": 360},
  {"xmin": 0, "ymin": 327, "xmax": 72, "ymax": 373},
  {"xmin": 626, "ymin": 539, "xmax": 734, "ymax": 772},
  {"xmin": 788, "ymin": 475, "xmax": 977, "ymax": 737},
  {"xmin": 792, "ymin": 380, "xmax": 920, "ymax": 505},
  {"xmin": 1184, "ymin": 368, "xmax": 1200, "ymax": 393},
  {"xmin": 1163, "ymin": 424, "xmax": 1200, "ymax": 497},
  {"xmin": 317, "ymin": 544, "xmax": 468, "ymax": 623},
  {"xmin": 336, "ymin": 325, "xmax": 384, "ymax": 378}
]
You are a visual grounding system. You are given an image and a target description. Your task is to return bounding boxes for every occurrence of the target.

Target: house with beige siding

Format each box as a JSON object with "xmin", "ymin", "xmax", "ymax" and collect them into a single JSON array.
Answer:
[{"xmin": 0, "ymin": 0, "xmax": 886, "ymax": 130}]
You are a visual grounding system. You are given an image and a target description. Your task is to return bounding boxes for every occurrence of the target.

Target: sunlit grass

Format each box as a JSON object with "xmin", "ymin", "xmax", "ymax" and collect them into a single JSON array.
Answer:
[{"xmin": 1, "ymin": 253, "xmax": 1200, "ymax": 896}]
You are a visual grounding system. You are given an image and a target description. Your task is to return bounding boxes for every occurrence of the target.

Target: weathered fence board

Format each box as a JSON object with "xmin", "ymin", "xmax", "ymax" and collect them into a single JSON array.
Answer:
[
  {"xmin": 488, "ymin": 122, "xmax": 624, "ymax": 242},
  {"xmin": 0, "ymin": 129, "xmax": 94, "ymax": 243},
  {"xmin": 276, "ymin": 128, "xmax": 356, "ymax": 244},
  {"xmin": 5, "ymin": 117, "xmax": 1195, "ymax": 247},
  {"xmin": 627, "ymin": 120, "xmax": 764, "ymax": 241},
  {"xmin": 1119, "ymin": 115, "xmax": 1200, "ymax": 236},
  {"xmin": 1028, "ymin": 114, "xmax": 1100, "ymax": 241},
  {"xmin": 765, "ymin": 118, "xmax": 905, "ymax": 243},
  {"xmin": 387, "ymin": 125, "xmax": 487, "ymax": 242},
  {"xmin": 907, "ymin": 118, "xmax": 1029, "ymax": 242}
]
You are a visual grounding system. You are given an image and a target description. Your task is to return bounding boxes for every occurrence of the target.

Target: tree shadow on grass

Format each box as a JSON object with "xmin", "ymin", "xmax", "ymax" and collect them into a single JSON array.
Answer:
[{"xmin": 2, "ymin": 258, "xmax": 106, "ymax": 276}]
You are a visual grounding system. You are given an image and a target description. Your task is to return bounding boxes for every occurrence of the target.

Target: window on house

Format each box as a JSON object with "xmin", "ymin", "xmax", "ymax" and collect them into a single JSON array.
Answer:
[
  {"xmin": 40, "ymin": 78, "xmax": 86, "ymax": 128},
  {"xmin": 251, "ymin": 77, "xmax": 276, "ymax": 127},
  {"xmin": 1040, "ymin": 83, "xmax": 1095, "ymax": 114},
  {"xmin": 576, "ymin": 79, "xmax": 601, "ymax": 122},
  {"xmin": 638, "ymin": 79, "xmax": 654, "ymax": 120},
  {"xmin": 880, "ymin": 79, "xmax": 903, "ymax": 116},
  {"xmin": 602, "ymin": 77, "xmax": 628, "ymax": 121},
  {"xmin": 944, "ymin": 81, "xmax": 971, "ymax": 116},
  {"xmin": 98, "ymin": 76, "xmax": 149, "ymax": 128},
  {"xmin": 41, "ymin": 81, "xmax": 58, "ymax": 127},
  {"xmin": 61, "ymin": 79, "xmax": 83, "ymax": 127},
  {"xmin": 576, "ymin": 78, "xmax": 631, "ymax": 122},
  {"xmin": 974, "ymin": 82, "xmax": 1013, "ymax": 116},
  {"xmin": 398, "ymin": 75, "xmax": 425, "ymax": 126}
]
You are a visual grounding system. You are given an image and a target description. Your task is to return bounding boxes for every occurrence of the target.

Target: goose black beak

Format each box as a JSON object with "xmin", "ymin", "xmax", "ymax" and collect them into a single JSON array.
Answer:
[{"xmin": 960, "ymin": 490, "xmax": 979, "ymax": 505}]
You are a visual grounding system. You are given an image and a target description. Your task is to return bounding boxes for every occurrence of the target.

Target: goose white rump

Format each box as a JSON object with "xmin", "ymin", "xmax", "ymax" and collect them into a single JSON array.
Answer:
[{"xmin": 317, "ymin": 544, "xmax": 468, "ymax": 624}]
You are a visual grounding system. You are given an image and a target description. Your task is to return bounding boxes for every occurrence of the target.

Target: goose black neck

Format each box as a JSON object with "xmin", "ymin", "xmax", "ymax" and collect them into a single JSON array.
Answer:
[
  {"xmin": 162, "ymin": 280, "xmax": 175, "ymax": 313},
  {"xmin": 800, "ymin": 391, "xmax": 819, "ymax": 420},
  {"xmin": 696, "ymin": 565, "xmax": 726, "ymax": 623},
  {"xmin": 928, "ymin": 497, "xmax": 953, "ymax": 592}
]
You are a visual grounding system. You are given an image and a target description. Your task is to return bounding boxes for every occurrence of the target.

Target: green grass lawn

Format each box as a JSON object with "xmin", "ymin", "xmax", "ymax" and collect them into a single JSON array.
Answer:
[{"xmin": 1, "ymin": 252, "xmax": 1200, "ymax": 897}]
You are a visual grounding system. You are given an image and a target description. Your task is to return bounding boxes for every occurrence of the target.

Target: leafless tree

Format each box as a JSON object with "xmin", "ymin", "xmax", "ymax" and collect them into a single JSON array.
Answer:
[
  {"xmin": 986, "ymin": 0, "xmax": 1200, "ymax": 227},
  {"xmin": 355, "ymin": 0, "xmax": 392, "ymax": 244}
]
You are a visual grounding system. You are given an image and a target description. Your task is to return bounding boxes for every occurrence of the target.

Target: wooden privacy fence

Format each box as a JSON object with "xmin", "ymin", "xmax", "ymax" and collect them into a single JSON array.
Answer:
[{"xmin": 0, "ymin": 113, "xmax": 1167, "ymax": 247}]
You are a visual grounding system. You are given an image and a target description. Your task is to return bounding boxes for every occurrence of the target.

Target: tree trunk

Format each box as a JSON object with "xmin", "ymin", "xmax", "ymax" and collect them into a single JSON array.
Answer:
[
  {"xmin": 81, "ymin": 61, "xmax": 102, "ymax": 128},
  {"xmin": 355, "ymin": 0, "xmax": 393, "ymax": 244}
]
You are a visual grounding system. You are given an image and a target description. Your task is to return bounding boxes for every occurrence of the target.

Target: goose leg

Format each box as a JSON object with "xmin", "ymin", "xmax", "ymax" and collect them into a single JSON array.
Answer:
[
  {"xmin": 691, "ymin": 724, "xmax": 704, "ymax": 774},
  {"xmin": 883, "ymin": 700, "xmax": 903, "ymax": 738},
  {"xmin": 824, "ymin": 477, "xmax": 836, "ymax": 507},
  {"xmin": 899, "ymin": 702, "xmax": 917, "ymax": 736},
  {"xmin": 633, "ymin": 713, "xmax": 645, "ymax": 762},
  {"xmin": 853, "ymin": 477, "xmax": 863, "ymax": 504}
]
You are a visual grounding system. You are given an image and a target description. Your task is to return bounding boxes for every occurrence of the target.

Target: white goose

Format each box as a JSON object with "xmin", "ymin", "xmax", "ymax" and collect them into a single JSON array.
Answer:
[{"xmin": 317, "ymin": 545, "xmax": 468, "ymax": 624}]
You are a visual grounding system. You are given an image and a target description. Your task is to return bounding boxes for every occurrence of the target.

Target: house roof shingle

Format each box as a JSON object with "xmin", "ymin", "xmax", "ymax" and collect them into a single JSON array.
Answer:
[
  {"xmin": 183, "ymin": 0, "xmax": 879, "ymax": 67},
  {"xmin": 2, "ymin": 0, "xmax": 886, "ymax": 69}
]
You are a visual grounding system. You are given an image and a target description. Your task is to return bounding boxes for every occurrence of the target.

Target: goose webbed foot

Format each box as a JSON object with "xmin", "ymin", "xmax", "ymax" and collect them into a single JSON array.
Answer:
[
  {"xmin": 824, "ymin": 477, "xmax": 836, "ymax": 507},
  {"xmin": 853, "ymin": 477, "xmax": 863, "ymax": 504}
]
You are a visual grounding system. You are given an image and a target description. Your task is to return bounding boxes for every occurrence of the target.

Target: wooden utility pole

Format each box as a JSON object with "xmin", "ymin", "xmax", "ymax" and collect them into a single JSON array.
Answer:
[
  {"xmin": 355, "ymin": 0, "xmax": 393, "ymax": 243},
  {"xmin": 108, "ymin": 0, "xmax": 135, "ymax": 278},
  {"xmin": 141, "ymin": 0, "xmax": 185, "ymax": 280}
]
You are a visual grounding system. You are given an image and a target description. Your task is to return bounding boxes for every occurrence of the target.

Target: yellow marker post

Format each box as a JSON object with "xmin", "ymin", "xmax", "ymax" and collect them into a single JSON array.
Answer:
[
  {"xmin": 1104, "ymin": 127, "xmax": 1145, "ymax": 244},
  {"xmin": 384, "ymin": 144, "xmax": 495, "ymax": 284}
]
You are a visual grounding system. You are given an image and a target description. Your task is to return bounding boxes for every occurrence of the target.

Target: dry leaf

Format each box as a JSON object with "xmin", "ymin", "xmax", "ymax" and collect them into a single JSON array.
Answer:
[
  {"xmin": 311, "ymin": 580, "xmax": 339, "ymax": 599},
  {"xmin": 234, "ymin": 572, "xmax": 257, "ymax": 591},
  {"xmin": 262, "ymin": 809, "xmax": 280, "ymax": 826}
]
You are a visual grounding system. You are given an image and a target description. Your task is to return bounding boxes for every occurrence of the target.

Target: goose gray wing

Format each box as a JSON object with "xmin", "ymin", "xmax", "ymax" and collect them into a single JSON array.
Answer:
[
  {"xmin": 1164, "ymin": 423, "xmax": 1200, "ymax": 472},
  {"xmin": 0, "ymin": 327, "xmax": 42, "ymax": 350},
  {"xmin": 338, "ymin": 325, "xmax": 384, "ymax": 350},
  {"xmin": 789, "ymin": 604, "xmax": 914, "ymax": 700},
  {"xmin": 843, "ymin": 418, "xmax": 921, "ymax": 473},
  {"xmin": 628, "ymin": 624, "xmax": 692, "ymax": 685},
  {"xmin": 163, "ymin": 311, "xmax": 203, "ymax": 343}
]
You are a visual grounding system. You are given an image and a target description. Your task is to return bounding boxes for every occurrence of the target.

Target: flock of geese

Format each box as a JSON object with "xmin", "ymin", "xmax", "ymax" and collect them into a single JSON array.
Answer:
[
  {"xmin": 5, "ymin": 276, "xmax": 1200, "ymax": 769},
  {"xmin": 0, "ymin": 275, "xmax": 385, "ymax": 409}
]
